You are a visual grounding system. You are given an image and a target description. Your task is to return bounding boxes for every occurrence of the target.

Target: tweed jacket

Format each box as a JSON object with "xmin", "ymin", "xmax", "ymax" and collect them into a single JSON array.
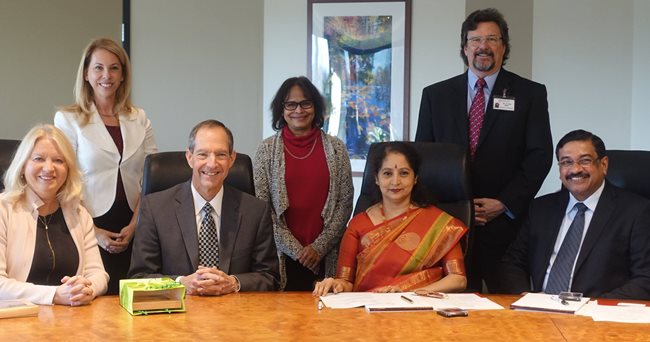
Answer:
[{"xmin": 253, "ymin": 130, "xmax": 353, "ymax": 289}]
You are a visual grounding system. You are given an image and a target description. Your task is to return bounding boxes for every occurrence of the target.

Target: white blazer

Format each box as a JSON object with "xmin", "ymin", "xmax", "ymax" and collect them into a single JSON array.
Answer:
[
  {"xmin": 0, "ymin": 189, "xmax": 109, "ymax": 304},
  {"xmin": 54, "ymin": 107, "xmax": 157, "ymax": 217}
]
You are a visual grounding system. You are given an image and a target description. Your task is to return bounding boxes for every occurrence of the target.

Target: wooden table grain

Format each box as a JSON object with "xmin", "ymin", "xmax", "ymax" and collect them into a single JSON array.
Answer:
[{"xmin": 1, "ymin": 293, "xmax": 649, "ymax": 341}]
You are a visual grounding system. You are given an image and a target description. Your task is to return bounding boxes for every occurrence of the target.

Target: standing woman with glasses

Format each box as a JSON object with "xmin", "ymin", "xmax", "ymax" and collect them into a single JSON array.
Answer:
[
  {"xmin": 55, "ymin": 38, "xmax": 157, "ymax": 294},
  {"xmin": 254, "ymin": 76, "xmax": 353, "ymax": 290}
]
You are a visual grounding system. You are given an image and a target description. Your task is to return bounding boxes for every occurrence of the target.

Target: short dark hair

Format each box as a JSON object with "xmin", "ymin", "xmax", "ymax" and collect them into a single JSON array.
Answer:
[
  {"xmin": 188, "ymin": 119, "xmax": 234, "ymax": 153},
  {"xmin": 460, "ymin": 8, "xmax": 511, "ymax": 66},
  {"xmin": 270, "ymin": 76, "xmax": 326, "ymax": 131},
  {"xmin": 369, "ymin": 142, "xmax": 432, "ymax": 208},
  {"xmin": 555, "ymin": 129, "xmax": 607, "ymax": 160}
]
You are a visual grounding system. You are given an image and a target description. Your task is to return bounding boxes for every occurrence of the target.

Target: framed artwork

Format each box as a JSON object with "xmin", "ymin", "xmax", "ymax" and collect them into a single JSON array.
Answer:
[{"xmin": 308, "ymin": 0, "xmax": 411, "ymax": 175}]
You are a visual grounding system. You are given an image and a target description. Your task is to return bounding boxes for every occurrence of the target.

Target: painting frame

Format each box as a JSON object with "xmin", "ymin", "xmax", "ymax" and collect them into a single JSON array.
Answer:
[{"xmin": 308, "ymin": 0, "xmax": 412, "ymax": 176}]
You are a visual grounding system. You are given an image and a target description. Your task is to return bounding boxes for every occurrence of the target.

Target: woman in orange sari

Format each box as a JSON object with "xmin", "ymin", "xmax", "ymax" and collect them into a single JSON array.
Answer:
[{"xmin": 313, "ymin": 142, "xmax": 467, "ymax": 295}]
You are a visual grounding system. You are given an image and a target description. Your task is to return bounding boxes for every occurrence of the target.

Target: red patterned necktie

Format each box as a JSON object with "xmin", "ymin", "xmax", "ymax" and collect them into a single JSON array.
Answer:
[{"xmin": 468, "ymin": 78, "xmax": 486, "ymax": 159}]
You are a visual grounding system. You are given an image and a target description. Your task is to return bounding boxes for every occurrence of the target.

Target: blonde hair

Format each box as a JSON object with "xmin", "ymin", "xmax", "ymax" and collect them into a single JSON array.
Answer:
[
  {"xmin": 1, "ymin": 124, "xmax": 83, "ymax": 205},
  {"xmin": 59, "ymin": 37, "xmax": 134, "ymax": 126}
]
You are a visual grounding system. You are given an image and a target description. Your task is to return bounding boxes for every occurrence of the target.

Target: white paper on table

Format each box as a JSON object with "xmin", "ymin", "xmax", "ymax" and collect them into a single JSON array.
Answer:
[
  {"xmin": 319, "ymin": 292, "xmax": 503, "ymax": 311},
  {"xmin": 575, "ymin": 300, "xmax": 650, "ymax": 323},
  {"xmin": 319, "ymin": 292, "xmax": 375, "ymax": 309}
]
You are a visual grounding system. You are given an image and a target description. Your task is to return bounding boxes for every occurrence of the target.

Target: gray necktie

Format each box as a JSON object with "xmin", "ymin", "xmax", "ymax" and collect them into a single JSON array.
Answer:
[
  {"xmin": 198, "ymin": 203, "xmax": 219, "ymax": 267},
  {"xmin": 545, "ymin": 203, "xmax": 588, "ymax": 294}
]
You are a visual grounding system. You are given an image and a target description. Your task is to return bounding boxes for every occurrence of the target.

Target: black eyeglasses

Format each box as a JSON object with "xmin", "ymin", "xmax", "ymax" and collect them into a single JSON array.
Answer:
[{"xmin": 283, "ymin": 100, "xmax": 313, "ymax": 111}]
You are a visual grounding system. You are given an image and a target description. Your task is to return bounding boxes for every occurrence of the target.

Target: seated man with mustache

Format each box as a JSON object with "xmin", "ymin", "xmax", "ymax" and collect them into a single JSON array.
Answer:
[{"xmin": 500, "ymin": 129, "xmax": 650, "ymax": 300}]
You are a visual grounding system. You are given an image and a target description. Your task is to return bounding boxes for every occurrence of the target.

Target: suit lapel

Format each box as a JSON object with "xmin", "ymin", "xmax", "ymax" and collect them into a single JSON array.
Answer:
[
  {"xmin": 119, "ymin": 113, "xmax": 145, "ymax": 162},
  {"xmin": 574, "ymin": 183, "xmax": 615, "ymax": 273},
  {"xmin": 218, "ymin": 186, "xmax": 241, "ymax": 274},
  {"xmin": 454, "ymin": 73, "xmax": 469, "ymax": 146},
  {"xmin": 477, "ymin": 69, "xmax": 513, "ymax": 148},
  {"xmin": 81, "ymin": 112, "xmax": 119, "ymax": 154},
  {"xmin": 175, "ymin": 182, "xmax": 200, "ymax": 270},
  {"xmin": 536, "ymin": 191, "xmax": 570, "ymax": 286}
]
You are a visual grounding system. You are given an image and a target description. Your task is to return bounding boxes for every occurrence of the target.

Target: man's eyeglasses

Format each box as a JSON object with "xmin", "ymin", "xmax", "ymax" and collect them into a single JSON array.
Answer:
[
  {"xmin": 558, "ymin": 157, "xmax": 601, "ymax": 169},
  {"xmin": 283, "ymin": 100, "xmax": 313, "ymax": 111},
  {"xmin": 466, "ymin": 35, "xmax": 502, "ymax": 47}
]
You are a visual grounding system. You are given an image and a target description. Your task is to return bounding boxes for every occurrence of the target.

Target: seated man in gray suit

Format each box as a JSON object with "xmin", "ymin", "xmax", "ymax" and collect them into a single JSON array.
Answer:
[
  {"xmin": 129, "ymin": 119, "xmax": 279, "ymax": 294},
  {"xmin": 500, "ymin": 129, "xmax": 650, "ymax": 299}
]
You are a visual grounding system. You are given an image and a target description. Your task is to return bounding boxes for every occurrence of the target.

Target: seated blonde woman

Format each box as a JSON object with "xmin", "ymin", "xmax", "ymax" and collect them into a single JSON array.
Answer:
[
  {"xmin": 314, "ymin": 142, "xmax": 467, "ymax": 295},
  {"xmin": 0, "ymin": 124, "xmax": 108, "ymax": 305}
]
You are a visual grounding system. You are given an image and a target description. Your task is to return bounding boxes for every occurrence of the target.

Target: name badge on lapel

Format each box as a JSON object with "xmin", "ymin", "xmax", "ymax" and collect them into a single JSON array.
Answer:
[{"xmin": 493, "ymin": 88, "xmax": 515, "ymax": 111}]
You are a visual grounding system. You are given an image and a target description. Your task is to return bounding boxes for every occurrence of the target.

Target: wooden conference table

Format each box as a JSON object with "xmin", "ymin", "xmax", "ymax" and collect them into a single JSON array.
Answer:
[{"xmin": 1, "ymin": 293, "xmax": 650, "ymax": 341}]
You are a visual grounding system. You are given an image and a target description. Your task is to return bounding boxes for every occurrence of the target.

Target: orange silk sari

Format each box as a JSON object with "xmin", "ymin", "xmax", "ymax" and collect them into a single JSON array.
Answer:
[{"xmin": 336, "ymin": 206, "xmax": 467, "ymax": 292}]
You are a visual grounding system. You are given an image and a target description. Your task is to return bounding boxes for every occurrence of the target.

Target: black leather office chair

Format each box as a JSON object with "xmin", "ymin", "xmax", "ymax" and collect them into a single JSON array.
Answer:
[
  {"xmin": 141, "ymin": 151, "xmax": 255, "ymax": 196},
  {"xmin": 606, "ymin": 149, "xmax": 650, "ymax": 200},
  {"xmin": 354, "ymin": 142, "xmax": 473, "ymax": 229},
  {"xmin": 0, "ymin": 139, "xmax": 21, "ymax": 191}
]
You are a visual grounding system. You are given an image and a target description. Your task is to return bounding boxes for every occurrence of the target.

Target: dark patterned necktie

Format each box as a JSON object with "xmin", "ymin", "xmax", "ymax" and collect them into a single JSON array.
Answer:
[
  {"xmin": 545, "ymin": 203, "xmax": 588, "ymax": 294},
  {"xmin": 468, "ymin": 78, "xmax": 486, "ymax": 159},
  {"xmin": 198, "ymin": 203, "xmax": 219, "ymax": 267}
]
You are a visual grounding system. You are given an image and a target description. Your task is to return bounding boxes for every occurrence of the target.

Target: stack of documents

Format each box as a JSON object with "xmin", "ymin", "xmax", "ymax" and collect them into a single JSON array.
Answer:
[
  {"xmin": 510, "ymin": 293, "xmax": 590, "ymax": 314},
  {"xmin": 319, "ymin": 292, "xmax": 503, "ymax": 312}
]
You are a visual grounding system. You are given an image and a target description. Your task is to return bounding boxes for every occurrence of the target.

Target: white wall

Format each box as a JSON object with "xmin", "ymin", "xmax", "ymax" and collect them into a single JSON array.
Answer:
[
  {"xmin": 631, "ymin": 0, "xmax": 650, "ymax": 150},
  {"xmin": 533, "ymin": 0, "xmax": 637, "ymax": 194},
  {"xmin": 131, "ymin": 0, "xmax": 264, "ymax": 155},
  {"xmin": 0, "ymin": 0, "xmax": 121, "ymax": 138}
]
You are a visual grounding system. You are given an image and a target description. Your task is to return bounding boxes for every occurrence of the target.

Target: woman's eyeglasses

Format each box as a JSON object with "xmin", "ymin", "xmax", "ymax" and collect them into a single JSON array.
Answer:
[
  {"xmin": 413, "ymin": 289, "xmax": 448, "ymax": 299},
  {"xmin": 283, "ymin": 100, "xmax": 313, "ymax": 111}
]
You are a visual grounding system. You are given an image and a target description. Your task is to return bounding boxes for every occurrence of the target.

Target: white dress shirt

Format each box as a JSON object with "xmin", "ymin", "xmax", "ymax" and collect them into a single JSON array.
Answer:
[{"xmin": 542, "ymin": 181, "xmax": 606, "ymax": 291}]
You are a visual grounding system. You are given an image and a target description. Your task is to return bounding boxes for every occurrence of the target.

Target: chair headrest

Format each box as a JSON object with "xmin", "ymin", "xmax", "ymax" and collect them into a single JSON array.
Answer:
[
  {"xmin": 605, "ymin": 149, "xmax": 650, "ymax": 200},
  {"xmin": 355, "ymin": 142, "xmax": 472, "ymax": 224},
  {"xmin": 141, "ymin": 151, "xmax": 255, "ymax": 196},
  {"xmin": 0, "ymin": 139, "xmax": 21, "ymax": 191}
]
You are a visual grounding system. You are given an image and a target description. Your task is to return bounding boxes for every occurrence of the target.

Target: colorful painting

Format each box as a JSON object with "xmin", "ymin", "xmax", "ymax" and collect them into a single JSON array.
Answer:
[
  {"xmin": 322, "ymin": 15, "xmax": 393, "ymax": 159},
  {"xmin": 310, "ymin": 1, "xmax": 410, "ymax": 174}
]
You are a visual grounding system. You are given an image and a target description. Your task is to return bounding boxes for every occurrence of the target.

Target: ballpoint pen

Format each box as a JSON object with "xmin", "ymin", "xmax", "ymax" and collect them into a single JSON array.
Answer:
[{"xmin": 400, "ymin": 295, "xmax": 414, "ymax": 304}]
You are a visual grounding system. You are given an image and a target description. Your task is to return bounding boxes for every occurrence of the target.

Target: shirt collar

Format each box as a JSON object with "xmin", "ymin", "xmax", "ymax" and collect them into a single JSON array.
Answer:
[
  {"xmin": 468, "ymin": 68, "xmax": 500, "ymax": 93},
  {"xmin": 24, "ymin": 187, "xmax": 45, "ymax": 214},
  {"xmin": 566, "ymin": 180, "xmax": 606, "ymax": 214},
  {"xmin": 190, "ymin": 182, "xmax": 223, "ymax": 218}
]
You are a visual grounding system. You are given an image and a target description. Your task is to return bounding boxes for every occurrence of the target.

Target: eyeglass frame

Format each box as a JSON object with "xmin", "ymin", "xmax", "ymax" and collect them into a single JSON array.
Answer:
[
  {"xmin": 557, "ymin": 156, "xmax": 602, "ymax": 169},
  {"xmin": 283, "ymin": 100, "xmax": 314, "ymax": 111},
  {"xmin": 466, "ymin": 35, "xmax": 502, "ymax": 47},
  {"xmin": 413, "ymin": 289, "xmax": 448, "ymax": 299}
]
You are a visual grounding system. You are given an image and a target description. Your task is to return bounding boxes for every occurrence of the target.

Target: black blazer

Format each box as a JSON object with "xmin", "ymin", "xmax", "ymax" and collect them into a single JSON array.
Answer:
[
  {"xmin": 416, "ymin": 69, "xmax": 553, "ymax": 244},
  {"xmin": 500, "ymin": 182, "xmax": 650, "ymax": 299},
  {"xmin": 129, "ymin": 181, "xmax": 280, "ymax": 291}
]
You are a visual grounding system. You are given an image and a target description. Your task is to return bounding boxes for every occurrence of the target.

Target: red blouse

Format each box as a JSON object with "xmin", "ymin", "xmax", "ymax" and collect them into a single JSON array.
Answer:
[{"xmin": 282, "ymin": 126, "xmax": 330, "ymax": 247}]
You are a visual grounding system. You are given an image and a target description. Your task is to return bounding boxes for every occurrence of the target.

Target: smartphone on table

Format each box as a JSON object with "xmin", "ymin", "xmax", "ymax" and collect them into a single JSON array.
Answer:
[{"xmin": 436, "ymin": 307, "xmax": 468, "ymax": 318}]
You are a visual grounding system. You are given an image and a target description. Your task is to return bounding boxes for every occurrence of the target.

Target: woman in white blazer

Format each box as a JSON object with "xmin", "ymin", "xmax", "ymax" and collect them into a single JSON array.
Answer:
[
  {"xmin": 54, "ymin": 38, "xmax": 157, "ymax": 294},
  {"xmin": 0, "ymin": 124, "xmax": 108, "ymax": 305}
]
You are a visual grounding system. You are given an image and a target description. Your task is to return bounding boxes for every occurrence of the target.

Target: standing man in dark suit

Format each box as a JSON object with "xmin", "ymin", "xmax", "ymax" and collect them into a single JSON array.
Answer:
[
  {"xmin": 415, "ymin": 8, "xmax": 553, "ymax": 292},
  {"xmin": 129, "ymin": 120, "xmax": 279, "ymax": 294},
  {"xmin": 501, "ymin": 130, "xmax": 650, "ymax": 299}
]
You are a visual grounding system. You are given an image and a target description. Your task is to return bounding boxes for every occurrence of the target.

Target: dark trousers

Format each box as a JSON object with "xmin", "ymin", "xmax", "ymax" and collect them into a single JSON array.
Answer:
[{"xmin": 283, "ymin": 255, "xmax": 324, "ymax": 291}]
